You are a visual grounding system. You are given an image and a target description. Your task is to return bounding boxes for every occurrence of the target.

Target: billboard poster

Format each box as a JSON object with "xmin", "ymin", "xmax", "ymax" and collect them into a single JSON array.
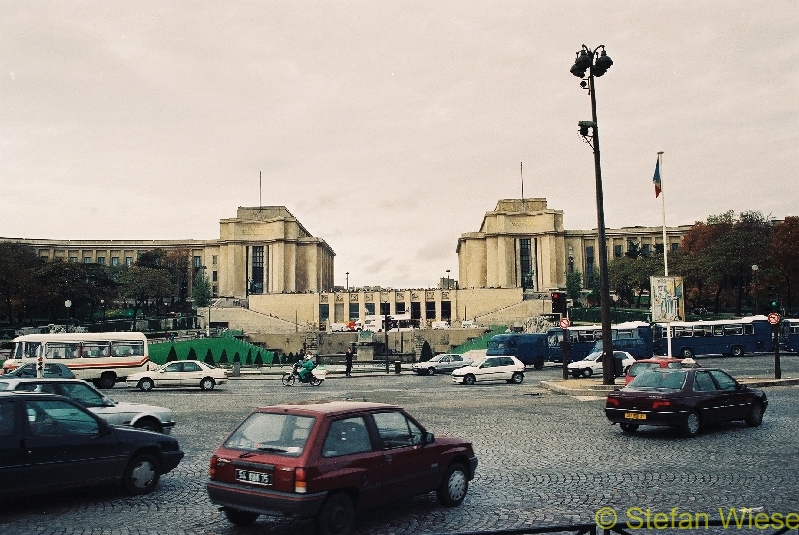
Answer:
[{"xmin": 651, "ymin": 276, "xmax": 685, "ymax": 322}]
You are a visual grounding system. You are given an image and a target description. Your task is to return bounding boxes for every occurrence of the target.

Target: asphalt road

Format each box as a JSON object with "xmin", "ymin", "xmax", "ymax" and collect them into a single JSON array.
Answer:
[{"xmin": 2, "ymin": 354, "xmax": 798, "ymax": 535}]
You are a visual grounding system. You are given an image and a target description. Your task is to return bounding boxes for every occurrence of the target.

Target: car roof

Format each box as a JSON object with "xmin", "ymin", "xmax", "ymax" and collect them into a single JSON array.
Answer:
[
  {"xmin": 254, "ymin": 400, "xmax": 401, "ymax": 416},
  {"xmin": 0, "ymin": 377, "xmax": 87, "ymax": 384},
  {"xmin": 632, "ymin": 357, "xmax": 684, "ymax": 364},
  {"xmin": 0, "ymin": 390, "xmax": 71, "ymax": 400}
]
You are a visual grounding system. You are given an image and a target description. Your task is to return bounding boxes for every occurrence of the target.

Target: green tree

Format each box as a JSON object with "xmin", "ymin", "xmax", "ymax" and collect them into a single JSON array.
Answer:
[
  {"xmin": 119, "ymin": 266, "xmax": 173, "ymax": 328},
  {"xmin": 204, "ymin": 348, "xmax": 215, "ymax": 365},
  {"xmin": 187, "ymin": 347, "xmax": 198, "ymax": 360},
  {"xmin": 768, "ymin": 216, "xmax": 799, "ymax": 311},
  {"xmin": 245, "ymin": 349, "xmax": 253, "ymax": 365},
  {"xmin": 219, "ymin": 349, "xmax": 228, "ymax": 364},
  {"xmin": 0, "ymin": 242, "xmax": 41, "ymax": 324},
  {"xmin": 233, "ymin": 351, "xmax": 241, "ymax": 363},
  {"xmin": 419, "ymin": 341, "xmax": 433, "ymax": 362},
  {"xmin": 166, "ymin": 346, "xmax": 178, "ymax": 362},
  {"xmin": 254, "ymin": 351, "xmax": 263, "ymax": 367},
  {"xmin": 192, "ymin": 272, "xmax": 211, "ymax": 308},
  {"xmin": 566, "ymin": 271, "xmax": 582, "ymax": 304}
]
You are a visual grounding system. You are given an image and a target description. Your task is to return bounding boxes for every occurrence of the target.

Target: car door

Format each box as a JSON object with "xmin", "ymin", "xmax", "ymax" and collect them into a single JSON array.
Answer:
[
  {"xmin": 438, "ymin": 355, "xmax": 452, "ymax": 373},
  {"xmin": 178, "ymin": 361, "xmax": 204, "ymax": 386},
  {"xmin": 690, "ymin": 370, "xmax": 727, "ymax": 425},
  {"xmin": 371, "ymin": 410, "xmax": 440, "ymax": 501},
  {"xmin": 57, "ymin": 381, "xmax": 124, "ymax": 426},
  {"xmin": 21, "ymin": 398, "xmax": 125, "ymax": 493},
  {"xmin": 0, "ymin": 398, "xmax": 27, "ymax": 495},
  {"xmin": 476, "ymin": 357, "xmax": 505, "ymax": 382},
  {"xmin": 158, "ymin": 362, "xmax": 186, "ymax": 386},
  {"xmin": 316, "ymin": 415, "xmax": 384, "ymax": 509},
  {"xmin": 708, "ymin": 369, "xmax": 749, "ymax": 421}
]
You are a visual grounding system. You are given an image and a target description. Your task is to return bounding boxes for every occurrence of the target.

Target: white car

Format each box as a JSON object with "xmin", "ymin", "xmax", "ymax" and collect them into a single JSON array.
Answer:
[
  {"xmin": 0, "ymin": 378, "xmax": 176, "ymax": 433},
  {"xmin": 451, "ymin": 355, "xmax": 525, "ymax": 385},
  {"xmin": 412, "ymin": 353, "xmax": 472, "ymax": 375},
  {"xmin": 127, "ymin": 360, "xmax": 228, "ymax": 391},
  {"xmin": 567, "ymin": 350, "xmax": 636, "ymax": 378}
]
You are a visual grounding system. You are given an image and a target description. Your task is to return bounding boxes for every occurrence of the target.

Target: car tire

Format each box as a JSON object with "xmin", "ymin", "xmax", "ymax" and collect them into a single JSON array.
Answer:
[
  {"xmin": 681, "ymin": 347, "xmax": 694, "ymax": 359},
  {"xmin": 315, "ymin": 492, "xmax": 354, "ymax": 535},
  {"xmin": 95, "ymin": 372, "xmax": 117, "ymax": 390},
  {"xmin": 224, "ymin": 508, "xmax": 259, "ymax": 526},
  {"xmin": 463, "ymin": 374, "xmax": 476, "ymax": 386},
  {"xmin": 437, "ymin": 463, "xmax": 469, "ymax": 507},
  {"xmin": 133, "ymin": 418, "xmax": 162, "ymax": 433},
  {"xmin": 122, "ymin": 453, "xmax": 161, "ymax": 495},
  {"xmin": 428, "ymin": 367, "xmax": 436, "ymax": 376},
  {"xmin": 510, "ymin": 372, "xmax": 524, "ymax": 384},
  {"xmin": 731, "ymin": 346, "xmax": 744, "ymax": 358},
  {"xmin": 620, "ymin": 423, "xmax": 639, "ymax": 433},
  {"xmin": 680, "ymin": 411, "xmax": 700, "ymax": 438},
  {"xmin": 138, "ymin": 378, "xmax": 155, "ymax": 392},
  {"xmin": 581, "ymin": 368, "xmax": 593, "ymax": 378},
  {"xmin": 571, "ymin": 371, "xmax": 581, "ymax": 378},
  {"xmin": 281, "ymin": 372, "xmax": 295, "ymax": 386},
  {"xmin": 200, "ymin": 377, "xmax": 216, "ymax": 391},
  {"xmin": 745, "ymin": 402, "xmax": 764, "ymax": 427}
]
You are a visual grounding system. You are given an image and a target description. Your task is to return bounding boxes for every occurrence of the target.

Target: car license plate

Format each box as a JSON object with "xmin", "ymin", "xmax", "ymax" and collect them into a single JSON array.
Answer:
[
  {"xmin": 235, "ymin": 469, "xmax": 272, "ymax": 486},
  {"xmin": 624, "ymin": 412, "xmax": 646, "ymax": 420}
]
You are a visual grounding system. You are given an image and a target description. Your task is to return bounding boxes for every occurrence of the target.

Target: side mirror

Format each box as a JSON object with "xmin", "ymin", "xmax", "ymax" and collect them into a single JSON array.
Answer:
[{"xmin": 423, "ymin": 432, "xmax": 435, "ymax": 445}]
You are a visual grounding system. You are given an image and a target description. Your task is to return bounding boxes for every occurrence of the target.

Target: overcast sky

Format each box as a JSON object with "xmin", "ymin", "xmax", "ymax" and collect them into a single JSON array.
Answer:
[{"xmin": 2, "ymin": 2, "xmax": 797, "ymax": 289}]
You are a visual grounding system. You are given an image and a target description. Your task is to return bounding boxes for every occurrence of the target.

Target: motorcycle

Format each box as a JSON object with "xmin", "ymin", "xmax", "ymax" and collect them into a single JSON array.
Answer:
[{"xmin": 281, "ymin": 360, "xmax": 326, "ymax": 386}]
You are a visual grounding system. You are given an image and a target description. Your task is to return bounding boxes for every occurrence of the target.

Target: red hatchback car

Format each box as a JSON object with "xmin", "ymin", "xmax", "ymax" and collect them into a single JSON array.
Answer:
[{"xmin": 206, "ymin": 401, "xmax": 478, "ymax": 535}]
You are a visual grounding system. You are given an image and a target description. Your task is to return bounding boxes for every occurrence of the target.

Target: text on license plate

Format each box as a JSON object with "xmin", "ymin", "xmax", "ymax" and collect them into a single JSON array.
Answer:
[
  {"xmin": 624, "ymin": 413, "xmax": 647, "ymax": 420},
  {"xmin": 236, "ymin": 469, "xmax": 273, "ymax": 486}
]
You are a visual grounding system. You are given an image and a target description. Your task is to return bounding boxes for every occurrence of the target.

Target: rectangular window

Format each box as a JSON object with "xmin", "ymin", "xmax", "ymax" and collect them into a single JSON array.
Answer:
[
  {"xmin": 251, "ymin": 246, "xmax": 264, "ymax": 294},
  {"xmin": 349, "ymin": 303, "xmax": 359, "ymax": 321},
  {"xmin": 410, "ymin": 302, "xmax": 421, "ymax": 320},
  {"xmin": 519, "ymin": 238, "xmax": 532, "ymax": 290},
  {"xmin": 111, "ymin": 257, "xmax": 119, "ymax": 266},
  {"xmin": 212, "ymin": 286, "xmax": 217, "ymax": 297},
  {"xmin": 441, "ymin": 301, "xmax": 451, "ymax": 321},
  {"xmin": 395, "ymin": 302, "xmax": 406, "ymax": 315},
  {"xmin": 654, "ymin": 243, "xmax": 664, "ymax": 254},
  {"xmin": 212, "ymin": 271, "xmax": 218, "ymax": 282},
  {"xmin": 97, "ymin": 257, "xmax": 106, "ymax": 265},
  {"xmin": 365, "ymin": 302, "xmax": 375, "ymax": 315},
  {"xmin": 671, "ymin": 243, "xmax": 679, "ymax": 252},
  {"xmin": 614, "ymin": 245, "xmax": 622, "ymax": 258},
  {"xmin": 425, "ymin": 301, "xmax": 436, "ymax": 319},
  {"xmin": 642, "ymin": 244, "xmax": 651, "ymax": 256},
  {"xmin": 125, "ymin": 257, "xmax": 133, "ymax": 266},
  {"xmin": 319, "ymin": 304, "xmax": 330, "ymax": 321},
  {"xmin": 193, "ymin": 256, "xmax": 202, "ymax": 268},
  {"xmin": 69, "ymin": 256, "xmax": 78, "ymax": 263},
  {"xmin": 379, "ymin": 302, "xmax": 390, "ymax": 315},
  {"xmin": 212, "ymin": 255, "xmax": 218, "ymax": 265},
  {"xmin": 83, "ymin": 257, "xmax": 92, "ymax": 263}
]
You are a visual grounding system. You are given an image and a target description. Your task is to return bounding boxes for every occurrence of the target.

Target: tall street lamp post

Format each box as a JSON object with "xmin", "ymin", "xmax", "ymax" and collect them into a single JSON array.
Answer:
[
  {"xmin": 570, "ymin": 44, "xmax": 615, "ymax": 385},
  {"xmin": 346, "ymin": 272, "xmax": 349, "ymax": 292}
]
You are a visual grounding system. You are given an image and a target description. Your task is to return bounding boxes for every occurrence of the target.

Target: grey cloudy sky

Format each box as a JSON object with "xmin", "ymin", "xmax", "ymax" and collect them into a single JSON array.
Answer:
[{"xmin": 2, "ymin": 2, "xmax": 797, "ymax": 289}]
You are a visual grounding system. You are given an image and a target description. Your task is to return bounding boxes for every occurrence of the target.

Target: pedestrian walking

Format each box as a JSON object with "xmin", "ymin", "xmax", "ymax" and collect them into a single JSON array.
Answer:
[{"xmin": 345, "ymin": 347, "xmax": 353, "ymax": 377}]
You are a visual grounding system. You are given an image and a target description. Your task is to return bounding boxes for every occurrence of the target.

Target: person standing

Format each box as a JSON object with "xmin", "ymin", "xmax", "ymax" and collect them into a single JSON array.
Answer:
[{"xmin": 345, "ymin": 347, "xmax": 353, "ymax": 377}]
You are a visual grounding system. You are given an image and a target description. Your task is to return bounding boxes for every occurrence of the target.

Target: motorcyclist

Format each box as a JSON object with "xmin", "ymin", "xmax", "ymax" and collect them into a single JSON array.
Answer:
[{"xmin": 297, "ymin": 354, "xmax": 316, "ymax": 382}]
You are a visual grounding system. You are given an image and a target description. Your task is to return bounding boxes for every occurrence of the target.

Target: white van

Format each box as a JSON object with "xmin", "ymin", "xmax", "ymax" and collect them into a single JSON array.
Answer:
[{"xmin": 432, "ymin": 321, "xmax": 450, "ymax": 330}]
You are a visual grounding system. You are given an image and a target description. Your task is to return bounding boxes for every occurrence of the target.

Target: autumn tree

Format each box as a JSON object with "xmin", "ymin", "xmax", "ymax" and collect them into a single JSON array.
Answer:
[
  {"xmin": 769, "ymin": 216, "xmax": 799, "ymax": 310},
  {"xmin": 119, "ymin": 266, "xmax": 173, "ymax": 329},
  {"xmin": 0, "ymin": 242, "xmax": 41, "ymax": 324}
]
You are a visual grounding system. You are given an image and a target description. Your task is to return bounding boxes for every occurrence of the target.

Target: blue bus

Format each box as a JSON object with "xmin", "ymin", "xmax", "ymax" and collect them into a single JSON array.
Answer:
[
  {"xmin": 658, "ymin": 316, "xmax": 772, "ymax": 358},
  {"xmin": 546, "ymin": 321, "xmax": 660, "ymax": 363},
  {"xmin": 779, "ymin": 319, "xmax": 799, "ymax": 353}
]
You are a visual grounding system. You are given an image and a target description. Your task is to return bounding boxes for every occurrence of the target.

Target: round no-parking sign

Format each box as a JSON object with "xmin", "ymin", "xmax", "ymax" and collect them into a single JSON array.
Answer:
[
  {"xmin": 767, "ymin": 312, "xmax": 781, "ymax": 325},
  {"xmin": 559, "ymin": 317, "xmax": 571, "ymax": 329}
]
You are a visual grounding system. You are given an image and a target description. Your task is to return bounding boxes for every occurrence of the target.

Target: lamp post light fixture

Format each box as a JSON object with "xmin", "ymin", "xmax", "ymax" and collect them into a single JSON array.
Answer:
[
  {"xmin": 445, "ymin": 269, "xmax": 451, "ymax": 290},
  {"xmin": 570, "ymin": 43, "xmax": 615, "ymax": 385},
  {"xmin": 346, "ymin": 272, "xmax": 349, "ymax": 292},
  {"xmin": 65, "ymin": 300, "xmax": 72, "ymax": 330}
]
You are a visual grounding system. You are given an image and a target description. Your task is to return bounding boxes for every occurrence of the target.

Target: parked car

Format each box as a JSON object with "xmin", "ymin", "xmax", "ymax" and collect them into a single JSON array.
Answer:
[
  {"xmin": 412, "ymin": 353, "xmax": 472, "ymax": 376},
  {"xmin": 0, "ymin": 378, "xmax": 176, "ymax": 433},
  {"xmin": 567, "ymin": 350, "xmax": 636, "ymax": 378},
  {"xmin": 624, "ymin": 356, "xmax": 696, "ymax": 384},
  {"xmin": 126, "ymin": 360, "xmax": 228, "ymax": 391},
  {"xmin": 605, "ymin": 367, "xmax": 767, "ymax": 437},
  {"xmin": 207, "ymin": 400, "xmax": 478, "ymax": 535},
  {"xmin": 451, "ymin": 355, "xmax": 525, "ymax": 385},
  {"xmin": 0, "ymin": 391, "xmax": 184, "ymax": 497},
  {"xmin": 2, "ymin": 362, "xmax": 75, "ymax": 379}
]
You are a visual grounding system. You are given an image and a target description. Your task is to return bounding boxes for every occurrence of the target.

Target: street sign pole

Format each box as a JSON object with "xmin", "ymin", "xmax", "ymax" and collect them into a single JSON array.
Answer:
[
  {"xmin": 768, "ymin": 312, "xmax": 781, "ymax": 380},
  {"xmin": 559, "ymin": 318, "xmax": 571, "ymax": 380}
]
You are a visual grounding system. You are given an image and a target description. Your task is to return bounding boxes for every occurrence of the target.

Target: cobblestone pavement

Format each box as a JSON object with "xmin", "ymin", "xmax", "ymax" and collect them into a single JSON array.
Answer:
[{"xmin": 2, "ymin": 355, "xmax": 798, "ymax": 534}]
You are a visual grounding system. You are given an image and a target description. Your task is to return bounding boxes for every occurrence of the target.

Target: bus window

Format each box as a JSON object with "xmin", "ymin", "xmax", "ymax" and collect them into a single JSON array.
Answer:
[
  {"xmin": 723, "ymin": 325, "xmax": 743, "ymax": 336},
  {"xmin": 82, "ymin": 342, "xmax": 110, "ymax": 358},
  {"xmin": 111, "ymin": 341, "xmax": 144, "ymax": 357},
  {"xmin": 673, "ymin": 327, "xmax": 692, "ymax": 338},
  {"xmin": 712, "ymin": 325, "xmax": 725, "ymax": 336},
  {"xmin": 694, "ymin": 326, "xmax": 712, "ymax": 337},
  {"xmin": 615, "ymin": 330, "xmax": 634, "ymax": 339},
  {"xmin": 45, "ymin": 343, "xmax": 80, "ymax": 359}
]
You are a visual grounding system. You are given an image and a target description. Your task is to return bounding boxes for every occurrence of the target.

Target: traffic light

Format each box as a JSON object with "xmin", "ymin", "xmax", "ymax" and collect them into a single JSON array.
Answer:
[
  {"xmin": 551, "ymin": 291, "xmax": 567, "ymax": 316},
  {"xmin": 767, "ymin": 285, "xmax": 779, "ymax": 312}
]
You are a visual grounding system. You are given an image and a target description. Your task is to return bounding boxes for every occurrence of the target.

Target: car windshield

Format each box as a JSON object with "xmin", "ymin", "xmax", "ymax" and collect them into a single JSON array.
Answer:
[
  {"xmin": 628, "ymin": 369, "xmax": 688, "ymax": 390},
  {"xmin": 471, "ymin": 357, "xmax": 487, "ymax": 368},
  {"xmin": 428, "ymin": 355, "xmax": 443, "ymax": 363},
  {"xmin": 585, "ymin": 352, "xmax": 602, "ymax": 362},
  {"xmin": 224, "ymin": 412, "xmax": 316, "ymax": 456},
  {"xmin": 628, "ymin": 363, "xmax": 660, "ymax": 377}
]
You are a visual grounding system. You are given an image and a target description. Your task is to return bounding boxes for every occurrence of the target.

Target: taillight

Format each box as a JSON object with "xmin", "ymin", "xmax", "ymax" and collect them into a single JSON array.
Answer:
[
  {"xmin": 294, "ymin": 467, "xmax": 307, "ymax": 494},
  {"xmin": 652, "ymin": 400, "xmax": 671, "ymax": 409},
  {"xmin": 209, "ymin": 455, "xmax": 218, "ymax": 478},
  {"xmin": 606, "ymin": 397, "xmax": 619, "ymax": 406}
]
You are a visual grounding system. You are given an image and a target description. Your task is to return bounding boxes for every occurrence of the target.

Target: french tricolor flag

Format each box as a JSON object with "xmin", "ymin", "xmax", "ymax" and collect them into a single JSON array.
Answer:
[{"xmin": 653, "ymin": 159, "xmax": 662, "ymax": 198}]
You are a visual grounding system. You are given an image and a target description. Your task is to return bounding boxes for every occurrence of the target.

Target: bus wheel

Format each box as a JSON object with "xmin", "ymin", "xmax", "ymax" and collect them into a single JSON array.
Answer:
[
  {"xmin": 95, "ymin": 372, "xmax": 116, "ymax": 390},
  {"xmin": 731, "ymin": 346, "xmax": 744, "ymax": 357},
  {"xmin": 680, "ymin": 348, "xmax": 694, "ymax": 359}
]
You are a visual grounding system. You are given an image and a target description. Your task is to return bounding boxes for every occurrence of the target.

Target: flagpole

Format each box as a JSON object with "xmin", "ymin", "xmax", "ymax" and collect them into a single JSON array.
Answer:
[{"xmin": 656, "ymin": 151, "xmax": 673, "ymax": 358}]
